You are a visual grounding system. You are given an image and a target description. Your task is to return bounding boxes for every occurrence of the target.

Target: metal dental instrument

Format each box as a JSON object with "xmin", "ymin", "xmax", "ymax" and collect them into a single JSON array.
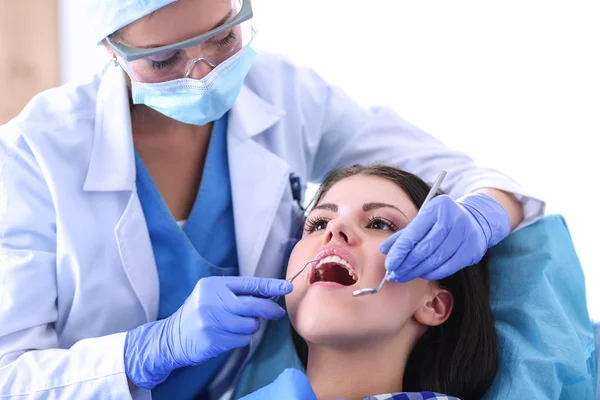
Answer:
[
  {"xmin": 352, "ymin": 169, "xmax": 448, "ymax": 298},
  {"xmin": 270, "ymin": 259, "xmax": 319, "ymax": 302}
]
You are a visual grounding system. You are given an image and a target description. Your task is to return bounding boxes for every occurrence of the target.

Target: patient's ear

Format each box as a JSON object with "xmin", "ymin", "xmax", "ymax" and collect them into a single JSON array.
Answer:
[{"xmin": 413, "ymin": 283, "xmax": 453, "ymax": 327}]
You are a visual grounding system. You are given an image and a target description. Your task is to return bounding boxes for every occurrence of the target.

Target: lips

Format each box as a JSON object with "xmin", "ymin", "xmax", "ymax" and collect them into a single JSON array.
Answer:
[{"xmin": 310, "ymin": 246, "xmax": 358, "ymax": 286}]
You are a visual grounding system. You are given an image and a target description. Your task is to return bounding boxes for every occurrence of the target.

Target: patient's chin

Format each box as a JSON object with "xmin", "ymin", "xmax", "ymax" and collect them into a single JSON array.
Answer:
[
  {"xmin": 289, "ymin": 293, "xmax": 420, "ymax": 352},
  {"xmin": 295, "ymin": 319, "xmax": 367, "ymax": 348},
  {"xmin": 291, "ymin": 300, "xmax": 380, "ymax": 348}
]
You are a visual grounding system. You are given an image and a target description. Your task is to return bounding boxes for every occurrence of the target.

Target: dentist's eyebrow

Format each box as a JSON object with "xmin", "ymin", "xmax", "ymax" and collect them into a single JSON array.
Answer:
[
  {"xmin": 136, "ymin": 10, "xmax": 234, "ymax": 48},
  {"xmin": 207, "ymin": 10, "xmax": 235, "ymax": 33},
  {"xmin": 312, "ymin": 203, "xmax": 338, "ymax": 212},
  {"xmin": 362, "ymin": 202, "xmax": 409, "ymax": 221}
]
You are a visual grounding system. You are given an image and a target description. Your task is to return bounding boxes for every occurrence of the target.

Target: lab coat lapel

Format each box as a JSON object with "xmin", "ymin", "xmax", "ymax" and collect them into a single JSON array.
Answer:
[
  {"xmin": 114, "ymin": 191, "xmax": 159, "ymax": 322},
  {"xmin": 84, "ymin": 65, "xmax": 135, "ymax": 192},
  {"xmin": 84, "ymin": 64, "xmax": 159, "ymax": 322},
  {"xmin": 228, "ymin": 86, "xmax": 288, "ymax": 277}
]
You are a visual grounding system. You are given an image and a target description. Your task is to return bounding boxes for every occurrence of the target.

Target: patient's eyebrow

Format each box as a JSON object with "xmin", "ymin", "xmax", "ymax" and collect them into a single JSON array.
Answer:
[
  {"xmin": 363, "ymin": 202, "xmax": 408, "ymax": 221},
  {"xmin": 313, "ymin": 203, "xmax": 338, "ymax": 212}
]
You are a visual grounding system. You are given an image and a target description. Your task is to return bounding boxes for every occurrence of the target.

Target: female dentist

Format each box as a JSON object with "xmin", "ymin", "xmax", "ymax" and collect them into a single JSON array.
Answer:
[{"xmin": 0, "ymin": 0, "xmax": 544, "ymax": 398}]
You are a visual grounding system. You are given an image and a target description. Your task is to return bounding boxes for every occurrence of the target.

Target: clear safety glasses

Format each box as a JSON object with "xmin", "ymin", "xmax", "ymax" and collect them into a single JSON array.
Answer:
[{"xmin": 106, "ymin": 0, "xmax": 255, "ymax": 84}]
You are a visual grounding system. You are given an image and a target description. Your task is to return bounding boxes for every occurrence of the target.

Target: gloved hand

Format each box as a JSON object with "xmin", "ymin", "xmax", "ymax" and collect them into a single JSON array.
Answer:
[
  {"xmin": 124, "ymin": 276, "xmax": 293, "ymax": 390},
  {"xmin": 240, "ymin": 369, "xmax": 318, "ymax": 400},
  {"xmin": 381, "ymin": 193, "xmax": 511, "ymax": 282}
]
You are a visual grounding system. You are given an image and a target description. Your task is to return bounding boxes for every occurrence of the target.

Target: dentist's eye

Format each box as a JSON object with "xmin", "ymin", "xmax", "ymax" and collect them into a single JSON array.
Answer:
[
  {"xmin": 304, "ymin": 217, "xmax": 329, "ymax": 233},
  {"xmin": 149, "ymin": 51, "xmax": 182, "ymax": 70},
  {"xmin": 367, "ymin": 217, "xmax": 399, "ymax": 232},
  {"xmin": 213, "ymin": 31, "xmax": 237, "ymax": 47}
]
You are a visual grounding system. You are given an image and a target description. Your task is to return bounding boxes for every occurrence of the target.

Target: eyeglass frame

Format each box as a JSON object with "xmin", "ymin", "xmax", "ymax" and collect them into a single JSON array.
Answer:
[{"xmin": 106, "ymin": 0, "xmax": 253, "ymax": 63}]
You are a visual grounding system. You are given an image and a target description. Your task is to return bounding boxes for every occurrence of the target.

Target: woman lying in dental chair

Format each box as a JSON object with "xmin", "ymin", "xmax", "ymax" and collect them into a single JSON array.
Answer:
[
  {"xmin": 239, "ymin": 164, "xmax": 596, "ymax": 400},
  {"xmin": 251, "ymin": 165, "xmax": 499, "ymax": 400}
]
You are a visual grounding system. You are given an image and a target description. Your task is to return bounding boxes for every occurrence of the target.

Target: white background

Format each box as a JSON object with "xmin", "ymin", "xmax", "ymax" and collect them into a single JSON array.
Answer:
[{"xmin": 59, "ymin": 0, "xmax": 600, "ymax": 319}]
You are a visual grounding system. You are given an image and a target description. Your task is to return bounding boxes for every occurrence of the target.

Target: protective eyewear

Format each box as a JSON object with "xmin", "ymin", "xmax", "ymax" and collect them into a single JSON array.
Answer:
[{"xmin": 106, "ymin": 0, "xmax": 254, "ymax": 83}]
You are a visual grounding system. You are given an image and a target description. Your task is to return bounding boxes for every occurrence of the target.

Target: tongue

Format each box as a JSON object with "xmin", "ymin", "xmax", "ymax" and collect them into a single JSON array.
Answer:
[{"xmin": 320, "ymin": 263, "xmax": 355, "ymax": 286}]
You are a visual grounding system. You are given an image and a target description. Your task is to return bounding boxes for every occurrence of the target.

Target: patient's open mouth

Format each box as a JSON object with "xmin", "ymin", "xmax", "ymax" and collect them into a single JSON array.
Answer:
[{"xmin": 310, "ymin": 255, "xmax": 357, "ymax": 286}]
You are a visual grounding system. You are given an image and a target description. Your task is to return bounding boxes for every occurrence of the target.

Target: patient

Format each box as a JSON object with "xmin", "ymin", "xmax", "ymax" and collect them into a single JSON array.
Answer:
[{"xmin": 285, "ymin": 165, "xmax": 498, "ymax": 400}]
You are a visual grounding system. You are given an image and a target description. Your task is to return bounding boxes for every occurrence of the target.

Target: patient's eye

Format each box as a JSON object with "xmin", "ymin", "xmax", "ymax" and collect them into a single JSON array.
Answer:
[
  {"xmin": 367, "ymin": 217, "xmax": 399, "ymax": 232},
  {"xmin": 304, "ymin": 216, "xmax": 329, "ymax": 233}
]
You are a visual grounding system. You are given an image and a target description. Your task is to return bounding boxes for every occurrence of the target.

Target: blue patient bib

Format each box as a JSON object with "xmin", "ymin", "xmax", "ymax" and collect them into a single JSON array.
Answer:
[{"xmin": 135, "ymin": 115, "xmax": 239, "ymax": 399}]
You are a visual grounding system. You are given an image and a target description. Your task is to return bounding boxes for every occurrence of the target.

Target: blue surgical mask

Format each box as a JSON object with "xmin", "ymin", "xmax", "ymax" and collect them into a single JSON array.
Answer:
[{"xmin": 130, "ymin": 47, "xmax": 257, "ymax": 126}]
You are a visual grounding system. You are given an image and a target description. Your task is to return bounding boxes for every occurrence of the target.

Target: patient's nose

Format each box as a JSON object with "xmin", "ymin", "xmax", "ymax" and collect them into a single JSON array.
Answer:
[{"xmin": 323, "ymin": 219, "xmax": 353, "ymax": 245}]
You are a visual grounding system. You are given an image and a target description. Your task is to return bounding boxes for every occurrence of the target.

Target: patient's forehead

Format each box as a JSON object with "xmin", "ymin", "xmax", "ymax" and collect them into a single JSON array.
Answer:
[{"xmin": 317, "ymin": 175, "xmax": 418, "ymax": 219}]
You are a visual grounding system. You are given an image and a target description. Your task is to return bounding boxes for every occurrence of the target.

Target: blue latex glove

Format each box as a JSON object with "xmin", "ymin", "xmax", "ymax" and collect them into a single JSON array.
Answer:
[
  {"xmin": 240, "ymin": 369, "xmax": 318, "ymax": 400},
  {"xmin": 124, "ymin": 276, "xmax": 292, "ymax": 390},
  {"xmin": 381, "ymin": 193, "xmax": 511, "ymax": 282}
]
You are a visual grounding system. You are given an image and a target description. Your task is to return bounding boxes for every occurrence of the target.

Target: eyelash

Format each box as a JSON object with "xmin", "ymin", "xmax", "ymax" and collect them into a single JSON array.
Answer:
[
  {"xmin": 367, "ymin": 216, "xmax": 400, "ymax": 232},
  {"xmin": 150, "ymin": 31, "xmax": 236, "ymax": 70},
  {"xmin": 151, "ymin": 51, "xmax": 182, "ymax": 70},
  {"xmin": 215, "ymin": 31, "xmax": 236, "ymax": 47},
  {"xmin": 303, "ymin": 216, "xmax": 400, "ymax": 234},
  {"xmin": 304, "ymin": 216, "xmax": 329, "ymax": 233}
]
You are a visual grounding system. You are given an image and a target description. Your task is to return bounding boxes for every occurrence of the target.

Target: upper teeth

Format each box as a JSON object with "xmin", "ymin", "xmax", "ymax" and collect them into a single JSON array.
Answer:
[{"xmin": 315, "ymin": 255, "xmax": 357, "ymax": 281}]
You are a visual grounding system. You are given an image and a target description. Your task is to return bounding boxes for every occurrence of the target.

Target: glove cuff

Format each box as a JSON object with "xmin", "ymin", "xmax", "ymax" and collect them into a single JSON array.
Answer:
[
  {"xmin": 458, "ymin": 192, "xmax": 511, "ymax": 248},
  {"xmin": 124, "ymin": 319, "xmax": 176, "ymax": 390}
]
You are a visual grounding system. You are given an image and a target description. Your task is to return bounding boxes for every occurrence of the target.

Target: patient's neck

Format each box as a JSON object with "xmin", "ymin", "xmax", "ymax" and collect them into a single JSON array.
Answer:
[{"xmin": 306, "ymin": 336, "xmax": 413, "ymax": 400}]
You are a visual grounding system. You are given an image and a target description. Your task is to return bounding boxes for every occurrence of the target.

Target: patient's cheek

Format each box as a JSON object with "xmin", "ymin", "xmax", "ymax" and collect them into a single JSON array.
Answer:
[
  {"xmin": 284, "ymin": 290, "xmax": 303, "ymax": 336},
  {"xmin": 284, "ymin": 248, "xmax": 306, "ymax": 321},
  {"xmin": 285, "ymin": 244, "xmax": 305, "ymax": 280},
  {"xmin": 284, "ymin": 278, "xmax": 306, "ymax": 316}
]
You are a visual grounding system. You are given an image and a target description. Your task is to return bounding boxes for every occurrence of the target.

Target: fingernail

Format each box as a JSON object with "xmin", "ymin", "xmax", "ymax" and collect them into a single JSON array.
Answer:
[
  {"xmin": 272, "ymin": 307, "xmax": 286, "ymax": 319},
  {"xmin": 387, "ymin": 271, "xmax": 401, "ymax": 282},
  {"xmin": 384, "ymin": 259, "xmax": 393, "ymax": 270},
  {"xmin": 281, "ymin": 281, "xmax": 293, "ymax": 292}
]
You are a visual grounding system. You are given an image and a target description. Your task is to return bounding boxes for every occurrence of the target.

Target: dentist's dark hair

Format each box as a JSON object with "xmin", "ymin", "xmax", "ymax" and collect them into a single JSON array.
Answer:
[{"xmin": 291, "ymin": 164, "xmax": 498, "ymax": 400}]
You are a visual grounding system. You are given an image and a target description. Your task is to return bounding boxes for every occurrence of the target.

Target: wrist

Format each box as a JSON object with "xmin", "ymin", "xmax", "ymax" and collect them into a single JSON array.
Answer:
[
  {"xmin": 474, "ymin": 187, "xmax": 524, "ymax": 230},
  {"xmin": 458, "ymin": 192, "xmax": 511, "ymax": 247},
  {"xmin": 124, "ymin": 319, "xmax": 176, "ymax": 390}
]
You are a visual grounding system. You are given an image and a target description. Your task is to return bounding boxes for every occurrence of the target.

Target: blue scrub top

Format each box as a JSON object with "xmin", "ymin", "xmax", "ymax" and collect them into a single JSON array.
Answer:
[{"xmin": 135, "ymin": 115, "xmax": 239, "ymax": 399}]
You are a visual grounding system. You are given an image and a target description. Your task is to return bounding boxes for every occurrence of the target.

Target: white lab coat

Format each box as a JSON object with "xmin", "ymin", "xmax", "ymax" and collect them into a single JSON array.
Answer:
[{"xmin": 0, "ymin": 52, "xmax": 544, "ymax": 399}]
